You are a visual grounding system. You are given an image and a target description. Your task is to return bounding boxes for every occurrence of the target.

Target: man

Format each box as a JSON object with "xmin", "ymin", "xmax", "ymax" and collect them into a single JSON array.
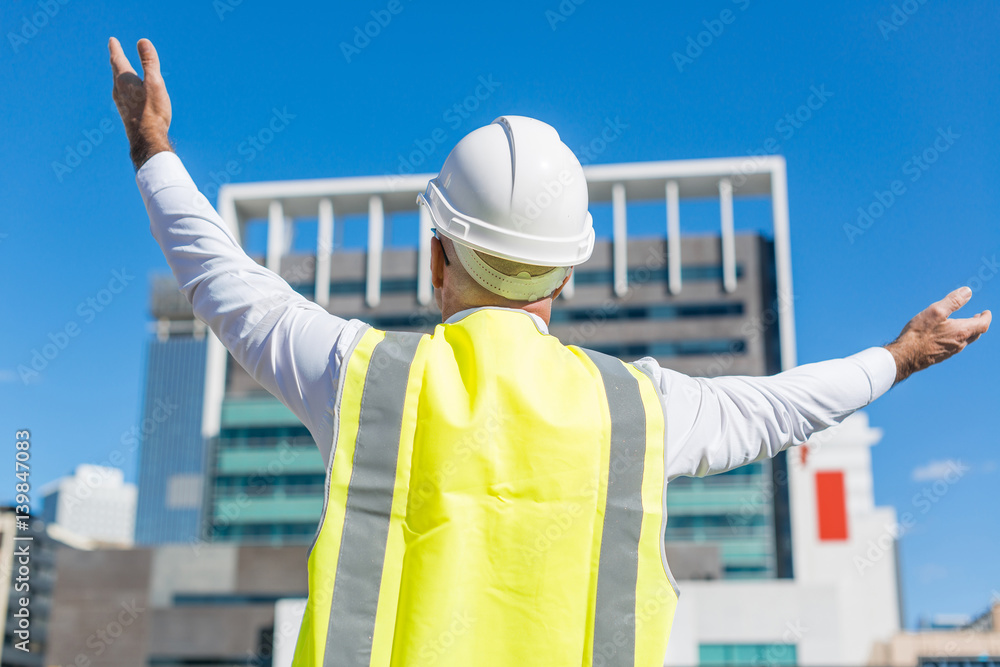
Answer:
[{"xmin": 110, "ymin": 37, "xmax": 989, "ymax": 666}]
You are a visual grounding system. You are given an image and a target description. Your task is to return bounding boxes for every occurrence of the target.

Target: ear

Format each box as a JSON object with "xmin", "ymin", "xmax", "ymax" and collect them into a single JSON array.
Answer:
[
  {"xmin": 549, "ymin": 267, "xmax": 573, "ymax": 300},
  {"xmin": 431, "ymin": 236, "xmax": 446, "ymax": 289}
]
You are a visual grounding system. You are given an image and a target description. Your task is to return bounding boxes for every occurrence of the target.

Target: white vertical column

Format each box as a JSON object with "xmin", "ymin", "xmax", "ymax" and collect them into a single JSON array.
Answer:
[
  {"xmin": 266, "ymin": 200, "xmax": 285, "ymax": 273},
  {"xmin": 203, "ymin": 191, "xmax": 239, "ymax": 440},
  {"xmin": 417, "ymin": 205, "xmax": 432, "ymax": 306},
  {"xmin": 612, "ymin": 183, "xmax": 628, "ymax": 297},
  {"xmin": 666, "ymin": 180, "xmax": 681, "ymax": 295},
  {"xmin": 719, "ymin": 178, "xmax": 736, "ymax": 293},
  {"xmin": 315, "ymin": 198, "xmax": 333, "ymax": 307},
  {"xmin": 202, "ymin": 335, "xmax": 227, "ymax": 439},
  {"xmin": 770, "ymin": 160, "xmax": 797, "ymax": 370},
  {"xmin": 366, "ymin": 195, "xmax": 384, "ymax": 308},
  {"xmin": 218, "ymin": 187, "xmax": 242, "ymax": 242}
]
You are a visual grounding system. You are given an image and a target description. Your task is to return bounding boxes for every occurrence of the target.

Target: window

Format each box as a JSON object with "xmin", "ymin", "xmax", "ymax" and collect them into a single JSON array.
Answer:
[
  {"xmin": 590, "ymin": 339, "xmax": 745, "ymax": 359},
  {"xmin": 699, "ymin": 643, "xmax": 797, "ymax": 666},
  {"xmin": 549, "ymin": 302, "xmax": 744, "ymax": 324}
]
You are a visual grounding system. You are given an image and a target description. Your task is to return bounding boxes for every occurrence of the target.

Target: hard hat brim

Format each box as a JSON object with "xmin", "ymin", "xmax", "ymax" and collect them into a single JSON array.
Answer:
[{"xmin": 417, "ymin": 180, "xmax": 595, "ymax": 267}]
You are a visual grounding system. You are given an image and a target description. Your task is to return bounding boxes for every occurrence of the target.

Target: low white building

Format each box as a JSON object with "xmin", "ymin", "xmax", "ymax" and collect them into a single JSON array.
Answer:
[
  {"xmin": 41, "ymin": 464, "xmax": 137, "ymax": 546},
  {"xmin": 662, "ymin": 412, "xmax": 902, "ymax": 665}
]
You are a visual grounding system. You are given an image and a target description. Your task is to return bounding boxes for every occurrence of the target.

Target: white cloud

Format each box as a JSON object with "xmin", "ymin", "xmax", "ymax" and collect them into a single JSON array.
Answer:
[{"xmin": 911, "ymin": 459, "xmax": 968, "ymax": 482}]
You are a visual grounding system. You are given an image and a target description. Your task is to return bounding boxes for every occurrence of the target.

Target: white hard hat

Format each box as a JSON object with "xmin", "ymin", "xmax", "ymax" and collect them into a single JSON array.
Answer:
[{"xmin": 417, "ymin": 116, "xmax": 594, "ymax": 300}]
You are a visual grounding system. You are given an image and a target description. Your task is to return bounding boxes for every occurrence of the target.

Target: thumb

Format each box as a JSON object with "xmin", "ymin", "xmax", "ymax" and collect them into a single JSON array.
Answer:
[
  {"xmin": 136, "ymin": 38, "xmax": 161, "ymax": 80},
  {"xmin": 933, "ymin": 285, "xmax": 973, "ymax": 319}
]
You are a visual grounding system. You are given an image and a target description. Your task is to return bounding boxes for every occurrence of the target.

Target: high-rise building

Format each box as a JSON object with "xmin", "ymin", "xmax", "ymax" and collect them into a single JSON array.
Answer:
[
  {"xmin": 40, "ymin": 464, "xmax": 137, "ymax": 546},
  {"xmin": 133, "ymin": 297, "xmax": 209, "ymax": 545}
]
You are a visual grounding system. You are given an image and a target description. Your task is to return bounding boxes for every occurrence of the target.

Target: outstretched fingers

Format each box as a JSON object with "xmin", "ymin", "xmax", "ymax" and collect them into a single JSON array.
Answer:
[
  {"xmin": 942, "ymin": 309, "xmax": 991, "ymax": 346},
  {"xmin": 108, "ymin": 37, "xmax": 136, "ymax": 79},
  {"xmin": 136, "ymin": 38, "xmax": 162, "ymax": 81},
  {"xmin": 962, "ymin": 310, "xmax": 992, "ymax": 342}
]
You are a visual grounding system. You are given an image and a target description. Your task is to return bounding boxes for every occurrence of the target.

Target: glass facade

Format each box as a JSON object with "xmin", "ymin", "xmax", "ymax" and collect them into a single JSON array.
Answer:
[
  {"xmin": 206, "ymin": 398, "xmax": 325, "ymax": 543},
  {"xmin": 134, "ymin": 336, "xmax": 208, "ymax": 544},
  {"xmin": 667, "ymin": 463, "xmax": 778, "ymax": 578},
  {"xmin": 699, "ymin": 643, "xmax": 797, "ymax": 665}
]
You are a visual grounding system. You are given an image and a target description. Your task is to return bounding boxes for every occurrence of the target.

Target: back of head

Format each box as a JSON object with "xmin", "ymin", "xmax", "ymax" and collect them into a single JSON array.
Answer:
[{"xmin": 417, "ymin": 116, "xmax": 594, "ymax": 302}]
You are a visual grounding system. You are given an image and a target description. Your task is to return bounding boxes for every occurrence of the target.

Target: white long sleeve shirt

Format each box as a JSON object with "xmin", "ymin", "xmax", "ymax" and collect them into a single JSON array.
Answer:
[{"xmin": 137, "ymin": 151, "xmax": 898, "ymax": 482}]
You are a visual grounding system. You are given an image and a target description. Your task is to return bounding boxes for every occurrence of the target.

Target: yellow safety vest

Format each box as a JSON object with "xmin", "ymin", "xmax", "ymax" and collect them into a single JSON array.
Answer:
[{"xmin": 293, "ymin": 308, "xmax": 678, "ymax": 666}]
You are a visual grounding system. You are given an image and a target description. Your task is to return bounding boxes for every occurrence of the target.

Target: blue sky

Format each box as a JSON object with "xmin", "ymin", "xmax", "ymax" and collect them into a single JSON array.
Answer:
[{"xmin": 2, "ymin": 0, "xmax": 997, "ymax": 628}]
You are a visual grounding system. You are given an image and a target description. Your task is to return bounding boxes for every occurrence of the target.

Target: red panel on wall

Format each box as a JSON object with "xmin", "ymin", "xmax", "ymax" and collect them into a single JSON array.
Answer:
[{"xmin": 816, "ymin": 471, "xmax": 848, "ymax": 541}]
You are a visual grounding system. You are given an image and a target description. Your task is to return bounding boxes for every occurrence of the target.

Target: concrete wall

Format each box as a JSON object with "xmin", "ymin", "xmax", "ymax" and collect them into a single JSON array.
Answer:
[
  {"xmin": 46, "ymin": 543, "xmax": 310, "ymax": 666},
  {"xmin": 47, "ymin": 548, "xmax": 152, "ymax": 666}
]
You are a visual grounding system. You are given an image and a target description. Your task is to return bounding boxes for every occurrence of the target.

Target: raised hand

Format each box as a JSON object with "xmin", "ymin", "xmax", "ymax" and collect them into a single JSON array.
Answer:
[
  {"xmin": 885, "ymin": 286, "xmax": 991, "ymax": 384},
  {"xmin": 109, "ymin": 37, "xmax": 173, "ymax": 170}
]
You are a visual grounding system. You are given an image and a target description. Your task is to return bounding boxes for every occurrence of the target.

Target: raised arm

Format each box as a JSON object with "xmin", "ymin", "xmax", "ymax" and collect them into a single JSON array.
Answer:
[
  {"xmin": 109, "ymin": 38, "xmax": 362, "ymax": 457},
  {"xmin": 644, "ymin": 287, "xmax": 990, "ymax": 480}
]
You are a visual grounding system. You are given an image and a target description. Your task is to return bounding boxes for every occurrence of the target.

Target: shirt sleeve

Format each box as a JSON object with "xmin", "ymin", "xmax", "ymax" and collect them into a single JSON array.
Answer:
[
  {"xmin": 632, "ymin": 347, "xmax": 897, "ymax": 481},
  {"xmin": 136, "ymin": 150, "xmax": 365, "ymax": 460}
]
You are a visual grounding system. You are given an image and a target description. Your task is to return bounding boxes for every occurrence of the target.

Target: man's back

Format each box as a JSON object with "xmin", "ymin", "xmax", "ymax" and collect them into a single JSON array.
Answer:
[{"xmin": 296, "ymin": 308, "xmax": 677, "ymax": 665}]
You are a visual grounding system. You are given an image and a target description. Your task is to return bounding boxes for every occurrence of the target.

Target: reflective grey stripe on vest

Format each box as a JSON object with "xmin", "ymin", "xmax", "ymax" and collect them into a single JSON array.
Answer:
[
  {"xmin": 583, "ymin": 350, "xmax": 648, "ymax": 667},
  {"xmin": 325, "ymin": 331, "xmax": 423, "ymax": 666}
]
